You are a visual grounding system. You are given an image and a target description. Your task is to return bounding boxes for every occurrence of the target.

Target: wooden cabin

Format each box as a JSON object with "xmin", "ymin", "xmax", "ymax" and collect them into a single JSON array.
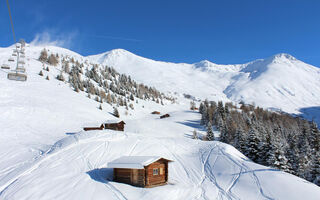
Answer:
[
  {"xmin": 160, "ymin": 114, "xmax": 170, "ymax": 119},
  {"xmin": 108, "ymin": 156, "xmax": 173, "ymax": 187},
  {"xmin": 83, "ymin": 124, "xmax": 104, "ymax": 131},
  {"xmin": 151, "ymin": 111, "xmax": 160, "ymax": 115},
  {"xmin": 104, "ymin": 121, "xmax": 125, "ymax": 131},
  {"xmin": 83, "ymin": 120, "xmax": 125, "ymax": 132}
]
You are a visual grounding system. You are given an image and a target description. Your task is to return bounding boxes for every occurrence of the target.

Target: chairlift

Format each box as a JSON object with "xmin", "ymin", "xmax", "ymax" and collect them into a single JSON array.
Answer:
[
  {"xmin": 8, "ymin": 57, "xmax": 15, "ymax": 62},
  {"xmin": 7, "ymin": 72, "xmax": 27, "ymax": 81},
  {"xmin": 20, "ymin": 55, "xmax": 25, "ymax": 58},
  {"xmin": 12, "ymin": 53, "xmax": 17, "ymax": 56},
  {"xmin": 1, "ymin": 64, "xmax": 10, "ymax": 69},
  {"xmin": 18, "ymin": 60, "xmax": 25, "ymax": 65},
  {"xmin": 13, "ymin": 49, "xmax": 18, "ymax": 53},
  {"xmin": 16, "ymin": 66, "xmax": 26, "ymax": 73}
]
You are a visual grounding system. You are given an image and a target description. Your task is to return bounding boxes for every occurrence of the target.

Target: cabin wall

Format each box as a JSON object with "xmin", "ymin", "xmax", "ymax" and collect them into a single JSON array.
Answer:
[
  {"xmin": 131, "ymin": 169, "xmax": 145, "ymax": 187},
  {"xmin": 105, "ymin": 123, "xmax": 124, "ymax": 131},
  {"xmin": 113, "ymin": 168, "xmax": 145, "ymax": 187},
  {"xmin": 145, "ymin": 160, "xmax": 167, "ymax": 186},
  {"xmin": 113, "ymin": 168, "xmax": 132, "ymax": 185}
]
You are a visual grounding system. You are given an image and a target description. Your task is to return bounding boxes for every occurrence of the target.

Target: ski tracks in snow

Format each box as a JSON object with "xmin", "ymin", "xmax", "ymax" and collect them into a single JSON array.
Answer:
[{"xmin": 217, "ymin": 145, "xmax": 274, "ymax": 200}]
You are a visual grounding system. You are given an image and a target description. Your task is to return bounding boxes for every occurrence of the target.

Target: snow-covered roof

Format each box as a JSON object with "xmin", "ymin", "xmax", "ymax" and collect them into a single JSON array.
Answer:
[
  {"xmin": 104, "ymin": 120, "xmax": 125, "ymax": 124},
  {"xmin": 107, "ymin": 156, "xmax": 172, "ymax": 169},
  {"xmin": 82, "ymin": 120, "xmax": 124, "ymax": 127}
]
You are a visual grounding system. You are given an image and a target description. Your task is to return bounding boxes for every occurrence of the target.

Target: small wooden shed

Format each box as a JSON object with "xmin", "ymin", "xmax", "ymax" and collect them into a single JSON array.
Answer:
[
  {"xmin": 151, "ymin": 111, "xmax": 160, "ymax": 115},
  {"xmin": 83, "ymin": 124, "xmax": 104, "ymax": 131},
  {"xmin": 108, "ymin": 156, "xmax": 173, "ymax": 187},
  {"xmin": 160, "ymin": 114, "xmax": 170, "ymax": 119},
  {"xmin": 83, "ymin": 120, "xmax": 125, "ymax": 131},
  {"xmin": 104, "ymin": 120, "xmax": 125, "ymax": 131}
]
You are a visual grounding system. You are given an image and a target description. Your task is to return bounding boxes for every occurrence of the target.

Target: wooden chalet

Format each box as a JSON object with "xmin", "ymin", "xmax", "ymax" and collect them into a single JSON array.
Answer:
[
  {"xmin": 83, "ymin": 120, "xmax": 125, "ymax": 132},
  {"xmin": 151, "ymin": 111, "xmax": 161, "ymax": 115},
  {"xmin": 83, "ymin": 124, "xmax": 104, "ymax": 131},
  {"xmin": 160, "ymin": 114, "xmax": 170, "ymax": 119},
  {"xmin": 108, "ymin": 156, "xmax": 173, "ymax": 187},
  {"xmin": 104, "ymin": 120, "xmax": 125, "ymax": 131}
]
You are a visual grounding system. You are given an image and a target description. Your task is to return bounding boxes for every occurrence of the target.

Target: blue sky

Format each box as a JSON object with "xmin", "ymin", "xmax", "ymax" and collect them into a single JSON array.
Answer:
[{"xmin": 1, "ymin": 0, "xmax": 320, "ymax": 66}]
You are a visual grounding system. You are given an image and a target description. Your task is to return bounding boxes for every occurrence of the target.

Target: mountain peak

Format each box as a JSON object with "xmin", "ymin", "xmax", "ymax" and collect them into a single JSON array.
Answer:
[
  {"xmin": 194, "ymin": 60, "xmax": 215, "ymax": 68},
  {"xmin": 270, "ymin": 53, "xmax": 297, "ymax": 62}
]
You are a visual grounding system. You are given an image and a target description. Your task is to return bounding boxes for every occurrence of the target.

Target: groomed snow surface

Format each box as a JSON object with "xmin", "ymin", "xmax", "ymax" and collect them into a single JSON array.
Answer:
[{"xmin": 0, "ymin": 45, "xmax": 320, "ymax": 199}]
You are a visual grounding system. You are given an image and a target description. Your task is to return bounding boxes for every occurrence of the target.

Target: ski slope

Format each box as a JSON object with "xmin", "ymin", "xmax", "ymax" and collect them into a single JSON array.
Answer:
[{"xmin": 0, "ymin": 44, "xmax": 320, "ymax": 199}]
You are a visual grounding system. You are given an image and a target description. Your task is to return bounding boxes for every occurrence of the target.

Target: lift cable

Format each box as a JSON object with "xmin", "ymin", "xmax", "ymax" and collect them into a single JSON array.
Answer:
[{"xmin": 6, "ymin": 0, "xmax": 17, "ymax": 44}]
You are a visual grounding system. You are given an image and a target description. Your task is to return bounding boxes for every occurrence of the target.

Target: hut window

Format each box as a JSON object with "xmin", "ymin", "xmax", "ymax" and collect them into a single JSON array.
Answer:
[{"xmin": 153, "ymin": 168, "xmax": 159, "ymax": 175}]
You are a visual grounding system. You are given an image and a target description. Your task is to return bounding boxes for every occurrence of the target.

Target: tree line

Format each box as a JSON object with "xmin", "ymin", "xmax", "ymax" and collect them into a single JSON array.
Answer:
[
  {"xmin": 199, "ymin": 100, "xmax": 320, "ymax": 186},
  {"xmin": 38, "ymin": 48, "xmax": 176, "ymax": 116}
]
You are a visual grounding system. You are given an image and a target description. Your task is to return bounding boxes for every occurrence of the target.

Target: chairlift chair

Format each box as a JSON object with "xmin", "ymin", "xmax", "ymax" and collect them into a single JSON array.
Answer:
[
  {"xmin": 18, "ymin": 60, "xmax": 25, "ymax": 65},
  {"xmin": 7, "ymin": 72, "xmax": 27, "ymax": 81},
  {"xmin": 1, "ymin": 64, "xmax": 10, "ymax": 69},
  {"xmin": 20, "ymin": 54, "xmax": 25, "ymax": 58},
  {"xmin": 13, "ymin": 49, "xmax": 18, "ymax": 53},
  {"xmin": 16, "ymin": 66, "xmax": 26, "ymax": 73},
  {"xmin": 12, "ymin": 53, "xmax": 17, "ymax": 56},
  {"xmin": 8, "ymin": 57, "xmax": 15, "ymax": 62}
]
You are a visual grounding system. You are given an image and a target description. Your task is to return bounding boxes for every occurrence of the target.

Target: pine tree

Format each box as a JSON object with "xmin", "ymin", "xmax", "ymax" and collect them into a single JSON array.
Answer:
[
  {"xmin": 48, "ymin": 54, "xmax": 59, "ymax": 66},
  {"xmin": 206, "ymin": 121, "xmax": 215, "ymax": 141},
  {"xmin": 99, "ymin": 104, "xmax": 103, "ymax": 110},
  {"xmin": 310, "ymin": 152, "xmax": 320, "ymax": 185},
  {"xmin": 267, "ymin": 137, "xmax": 290, "ymax": 172},
  {"xmin": 234, "ymin": 127, "xmax": 246, "ymax": 153},
  {"xmin": 199, "ymin": 102, "xmax": 204, "ymax": 114},
  {"xmin": 39, "ymin": 48, "xmax": 48, "ymax": 62},
  {"xmin": 46, "ymin": 75, "xmax": 49, "ymax": 80},
  {"xmin": 245, "ymin": 127, "xmax": 261, "ymax": 162},
  {"xmin": 39, "ymin": 70, "xmax": 43, "ymax": 76},
  {"xmin": 310, "ymin": 121, "xmax": 320, "ymax": 151},
  {"xmin": 113, "ymin": 107, "xmax": 120, "ymax": 118}
]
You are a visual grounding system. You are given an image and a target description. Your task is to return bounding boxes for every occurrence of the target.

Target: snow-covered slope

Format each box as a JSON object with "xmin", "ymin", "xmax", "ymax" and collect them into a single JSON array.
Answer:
[
  {"xmin": 1, "ymin": 44, "xmax": 320, "ymax": 199},
  {"xmin": 88, "ymin": 50, "xmax": 320, "ymax": 120}
]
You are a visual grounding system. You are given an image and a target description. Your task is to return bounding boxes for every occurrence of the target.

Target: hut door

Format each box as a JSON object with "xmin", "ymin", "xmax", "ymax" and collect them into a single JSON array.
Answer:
[{"xmin": 132, "ymin": 169, "xmax": 138, "ymax": 184}]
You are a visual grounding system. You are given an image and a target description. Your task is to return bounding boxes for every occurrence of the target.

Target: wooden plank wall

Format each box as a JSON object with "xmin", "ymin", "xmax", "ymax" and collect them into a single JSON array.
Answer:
[{"xmin": 145, "ymin": 161, "xmax": 166, "ymax": 186}]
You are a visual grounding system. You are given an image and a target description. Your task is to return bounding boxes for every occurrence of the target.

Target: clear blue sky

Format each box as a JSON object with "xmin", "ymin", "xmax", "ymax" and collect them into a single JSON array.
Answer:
[{"xmin": 1, "ymin": 0, "xmax": 320, "ymax": 66}]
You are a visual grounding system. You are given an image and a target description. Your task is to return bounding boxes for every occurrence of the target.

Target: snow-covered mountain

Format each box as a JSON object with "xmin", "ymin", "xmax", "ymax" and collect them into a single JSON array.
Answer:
[
  {"xmin": 1, "ymin": 44, "xmax": 320, "ymax": 199},
  {"xmin": 88, "ymin": 50, "xmax": 320, "ymax": 121}
]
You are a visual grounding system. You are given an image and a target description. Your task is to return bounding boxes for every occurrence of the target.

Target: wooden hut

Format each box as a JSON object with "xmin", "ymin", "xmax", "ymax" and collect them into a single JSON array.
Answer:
[
  {"xmin": 104, "ymin": 120, "xmax": 125, "ymax": 131},
  {"xmin": 108, "ymin": 156, "xmax": 173, "ymax": 187},
  {"xmin": 151, "ymin": 111, "xmax": 160, "ymax": 115},
  {"xmin": 83, "ymin": 120, "xmax": 126, "ymax": 132},
  {"xmin": 83, "ymin": 124, "xmax": 104, "ymax": 131},
  {"xmin": 160, "ymin": 114, "xmax": 170, "ymax": 119}
]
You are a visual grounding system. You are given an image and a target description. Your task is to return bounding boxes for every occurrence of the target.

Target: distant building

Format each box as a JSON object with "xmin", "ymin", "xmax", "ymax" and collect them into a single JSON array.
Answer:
[
  {"xmin": 160, "ymin": 114, "xmax": 170, "ymax": 119},
  {"xmin": 83, "ymin": 120, "xmax": 126, "ymax": 132},
  {"xmin": 104, "ymin": 120, "xmax": 126, "ymax": 131},
  {"xmin": 151, "ymin": 111, "xmax": 161, "ymax": 115},
  {"xmin": 108, "ymin": 156, "xmax": 173, "ymax": 187}
]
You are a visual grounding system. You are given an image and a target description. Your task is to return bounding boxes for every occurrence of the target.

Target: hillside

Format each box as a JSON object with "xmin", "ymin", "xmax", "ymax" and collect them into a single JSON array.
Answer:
[
  {"xmin": 88, "ymin": 50, "xmax": 320, "ymax": 124},
  {"xmin": 0, "ymin": 44, "xmax": 320, "ymax": 199}
]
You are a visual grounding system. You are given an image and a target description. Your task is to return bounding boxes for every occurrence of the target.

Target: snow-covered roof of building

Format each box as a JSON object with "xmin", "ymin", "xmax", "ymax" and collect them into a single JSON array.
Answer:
[
  {"xmin": 104, "ymin": 120, "xmax": 125, "ymax": 124},
  {"xmin": 82, "ymin": 120, "xmax": 124, "ymax": 127},
  {"xmin": 107, "ymin": 156, "xmax": 172, "ymax": 169}
]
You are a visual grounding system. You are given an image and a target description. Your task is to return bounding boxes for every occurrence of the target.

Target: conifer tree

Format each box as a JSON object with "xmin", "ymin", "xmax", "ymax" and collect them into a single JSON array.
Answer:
[
  {"xmin": 113, "ymin": 107, "xmax": 120, "ymax": 118},
  {"xmin": 39, "ymin": 48, "xmax": 48, "ymax": 62},
  {"xmin": 206, "ymin": 121, "xmax": 215, "ymax": 141}
]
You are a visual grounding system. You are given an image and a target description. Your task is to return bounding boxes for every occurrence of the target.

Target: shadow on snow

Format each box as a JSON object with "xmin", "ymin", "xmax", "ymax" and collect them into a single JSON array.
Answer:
[{"xmin": 86, "ymin": 168, "xmax": 113, "ymax": 184}]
